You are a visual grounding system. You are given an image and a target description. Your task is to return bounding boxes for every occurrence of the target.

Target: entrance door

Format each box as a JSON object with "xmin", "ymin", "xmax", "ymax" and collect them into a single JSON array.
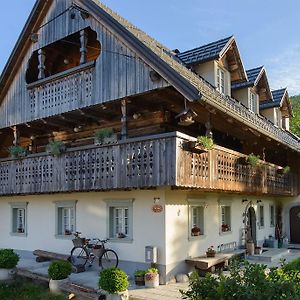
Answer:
[
  {"xmin": 290, "ymin": 206, "xmax": 300, "ymax": 244},
  {"xmin": 247, "ymin": 207, "xmax": 257, "ymax": 245}
]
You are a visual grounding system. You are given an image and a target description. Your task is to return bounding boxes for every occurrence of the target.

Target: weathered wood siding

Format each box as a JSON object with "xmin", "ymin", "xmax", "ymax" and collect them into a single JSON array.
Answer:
[
  {"xmin": 0, "ymin": 0, "xmax": 169, "ymax": 128},
  {"xmin": 0, "ymin": 132, "xmax": 296, "ymax": 196}
]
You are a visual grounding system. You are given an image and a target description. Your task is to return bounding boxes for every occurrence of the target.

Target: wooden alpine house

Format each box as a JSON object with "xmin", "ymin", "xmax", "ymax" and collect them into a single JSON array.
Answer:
[{"xmin": 0, "ymin": 0, "xmax": 300, "ymax": 283}]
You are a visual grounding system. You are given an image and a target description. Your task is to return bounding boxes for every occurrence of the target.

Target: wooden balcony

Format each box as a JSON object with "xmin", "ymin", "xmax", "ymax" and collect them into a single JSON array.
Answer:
[{"xmin": 0, "ymin": 132, "xmax": 297, "ymax": 196}]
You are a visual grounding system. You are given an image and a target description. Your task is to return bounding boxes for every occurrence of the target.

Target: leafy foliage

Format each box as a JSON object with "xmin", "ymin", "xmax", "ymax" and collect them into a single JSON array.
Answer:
[
  {"xmin": 246, "ymin": 153, "xmax": 260, "ymax": 167},
  {"xmin": 290, "ymin": 94, "xmax": 300, "ymax": 136},
  {"xmin": 46, "ymin": 140, "xmax": 65, "ymax": 157},
  {"xmin": 94, "ymin": 128, "xmax": 114, "ymax": 144},
  {"xmin": 134, "ymin": 269, "xmax": 147, "ymax": 277},
  {"xmin": 181, "ymin": 261, "xmax": 300, "ymax": 300},
  {"xmin": 8, "ymin": 145, "xmax": 26, "ymax": 159},
  {"xmin": 197, "ymin": 136, "xmax": 214, "ymax": 150},
  {"xmin": 48, "ymin": 260, "xmax": 72, "ymax": 280},
  {"xmin": 0, "ymin": 249, "xmax": 19, "ymax": 269},
  {"xmin": 283, "ymin": 257, "xmax": 300, "ymax": 272},
  {"xmin": 99, "ymin": 267, "xmax": 129, "ymax": 294},
  {"xmin": 0, "ymin": 279, "xmax": 65, "ymax": 300}
]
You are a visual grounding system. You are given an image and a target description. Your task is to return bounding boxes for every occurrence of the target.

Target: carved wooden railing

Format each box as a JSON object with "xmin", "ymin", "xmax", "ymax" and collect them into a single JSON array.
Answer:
[
  {"xmin": 0, "ymin": 132, "xmax": 297, "ymax": 196},
  {"xmin": 176, "ymin": 138, "xmax": 297, "ymax": 196},
  {"xmin": 27, "ymin": 61, "xmax": 95, "ymax": 119}
]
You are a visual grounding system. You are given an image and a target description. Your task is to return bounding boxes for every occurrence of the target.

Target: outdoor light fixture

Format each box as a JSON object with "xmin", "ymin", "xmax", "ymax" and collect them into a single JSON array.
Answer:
[
  {"xmin": 133, "ymin": 113, "xmax": 141, "ymax": 120},
  {"xmin": 175, "ymin": 98, "xmax": 197, "ymax": 126}
]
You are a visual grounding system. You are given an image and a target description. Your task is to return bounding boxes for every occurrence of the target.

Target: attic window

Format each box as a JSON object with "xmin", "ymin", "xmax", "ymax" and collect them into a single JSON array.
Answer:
[{"xmin": 26, "ymin": 27, "xmax": 100, "ymax": 84}]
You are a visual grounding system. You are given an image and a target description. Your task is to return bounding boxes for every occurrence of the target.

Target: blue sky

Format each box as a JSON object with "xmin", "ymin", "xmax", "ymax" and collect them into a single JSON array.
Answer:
[{"xmin": 1, "ymin": 0, "xmax": 300, "ymax": 95}]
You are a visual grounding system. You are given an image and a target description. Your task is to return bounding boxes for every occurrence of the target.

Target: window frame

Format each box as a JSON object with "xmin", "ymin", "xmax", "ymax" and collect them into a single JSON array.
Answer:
[
  {"xmin": 105, "ymin": 199, "xmax": 134, "ymax": 243},
  {"xmin": 259, "ymin": 205, "xmax": 265, "ymax": 228},
  {"xmin": 270, "ymin": 205, "xmax": 275, "ymax": 227},
  {"xmin": 217, "ymin": 67, "xmax": 226, "ymax": 95},
  {"xmin": 10, "ymin": 202, "xmax": 28, "ymax": 237},
  {"xmin": 188, "ymin": 199, "xmax": 206, "ymax": 240},
  {"xmin": 218, "ymin": 202, "xmax": 232, "ymax": 235},
  {"xmin": 54, "ymin": 201, "xmax": 77, "ymax": 239},
  {"xmin": 249, "ymin": 91, "xmax": 258, "ymax": 113}
]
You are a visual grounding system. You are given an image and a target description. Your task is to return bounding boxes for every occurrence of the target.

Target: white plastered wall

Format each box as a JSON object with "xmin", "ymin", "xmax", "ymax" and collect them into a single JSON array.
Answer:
[
  {"xmin": 232, "ymin": 88, "xmax": 249, "ymax": 108},
  {"xmin": 0, "ymin": 190, "xmax": 166, "ymax": 265},
  {"xmin": 261, "ymin": 107, "xmax": 276, "ymax": 124}
]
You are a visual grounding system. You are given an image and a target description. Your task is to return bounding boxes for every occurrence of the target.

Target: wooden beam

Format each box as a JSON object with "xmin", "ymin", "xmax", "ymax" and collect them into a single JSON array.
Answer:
[{"xmin": 121, "ymin": 99, "xmax": 128, "ymax": 140}]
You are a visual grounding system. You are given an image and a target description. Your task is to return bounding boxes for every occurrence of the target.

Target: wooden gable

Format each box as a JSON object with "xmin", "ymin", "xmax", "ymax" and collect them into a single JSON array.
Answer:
[{"xmin": 0, "ymin": 0, "xmax": 169, "ymax": 129}]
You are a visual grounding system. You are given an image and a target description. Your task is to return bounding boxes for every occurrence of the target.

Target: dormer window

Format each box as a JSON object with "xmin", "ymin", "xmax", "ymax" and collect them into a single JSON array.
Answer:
[
  {"xmin": 217, "ymin": 68, "xmax": 225, "ymax": 94},
  {"xmin": 249, "ymin": 92, "xmax": 258, "ymax": 113}
]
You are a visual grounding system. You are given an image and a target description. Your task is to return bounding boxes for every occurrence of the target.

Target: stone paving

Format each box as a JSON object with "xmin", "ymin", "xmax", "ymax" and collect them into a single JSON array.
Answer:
[{"xmin": 15, "ymin": 248, "xmax": 300, "ymax": 300}]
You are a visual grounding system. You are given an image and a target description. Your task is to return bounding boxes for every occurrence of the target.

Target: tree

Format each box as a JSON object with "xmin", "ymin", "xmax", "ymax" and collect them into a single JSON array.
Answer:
[{"xmin": 290, "ymin": 94, "xmax": 300, "ymax": 137}]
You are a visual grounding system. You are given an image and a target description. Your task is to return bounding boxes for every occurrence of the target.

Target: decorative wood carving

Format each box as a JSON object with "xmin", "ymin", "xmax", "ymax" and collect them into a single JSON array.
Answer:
[
  {"xmin": 38, "ymin": 49, "xmax": 46, "ymax": 80},
  {"xmin": 80, "ymin": 30, "xmax": 88, "ymax": 64}
]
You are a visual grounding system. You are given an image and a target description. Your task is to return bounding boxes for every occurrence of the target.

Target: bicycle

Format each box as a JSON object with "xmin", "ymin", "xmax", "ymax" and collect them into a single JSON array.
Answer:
[{"xmin": 70, "ymin": 232, "xmax": 118, "ymax": 269}]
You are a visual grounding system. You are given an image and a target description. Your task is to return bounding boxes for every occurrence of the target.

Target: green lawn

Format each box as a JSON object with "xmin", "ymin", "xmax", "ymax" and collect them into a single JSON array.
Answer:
[{"xmin": 0, "ymin": 279, "xmax": 65, "ymax": 300}]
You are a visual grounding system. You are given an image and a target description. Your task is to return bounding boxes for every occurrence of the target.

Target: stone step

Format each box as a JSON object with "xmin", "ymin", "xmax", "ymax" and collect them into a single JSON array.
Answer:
[{"xmin": 247, "ymin": 249, "xmax": 290, "ymax": 262}]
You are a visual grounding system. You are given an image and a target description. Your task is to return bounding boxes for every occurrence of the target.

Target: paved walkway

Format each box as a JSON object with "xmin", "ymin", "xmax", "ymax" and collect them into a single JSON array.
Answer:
[{"xmin": 15, "ymin": 248, "xmax": 300, "ymax": 300}]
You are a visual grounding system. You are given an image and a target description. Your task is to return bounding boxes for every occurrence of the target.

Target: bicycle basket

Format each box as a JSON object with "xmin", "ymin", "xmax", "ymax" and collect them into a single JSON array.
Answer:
[{"xmin": 72, "ymin": 238, "xmax": 85, "ymax": 247}]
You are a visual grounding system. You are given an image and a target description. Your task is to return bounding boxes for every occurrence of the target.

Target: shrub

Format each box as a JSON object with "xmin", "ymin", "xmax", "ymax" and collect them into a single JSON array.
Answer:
[
  {"xmin": 197, "ymin": 136, "xmax": 214, "ymax": 150},
  {"xmin": 48, "ymin": 261, "xmax": 72, "ymax": 280},
  {"xmin": 283, "ymin": 165, "xmax": 291, "ymax": 174},
  {"xmin": 134, "ymin": 270, "xmax": 146, "ymax": 277},
  {"xmin": 8, "ymin": 146, "xmax": 26, "ymax": 159},
  {"xmin": 246, "ymin": 153, "xmax": 260, "ymax": 167},
  {"xmin": 99, "ymin": 268, "xmax": 129, "ymax": 294},
  {"xmin": 283, "ymin": 257, "xmax": 300, "ymax": 272},
  {"xmin": 181, "ymin": 261, "xmax": 300, "ymax": 300},
  {"xmin": 0, "ymin": 249, "xmax": 19, "ymax": 269},
  {"xmin": 46, "ymin": 140, "xmax": 65, "ymax": 157},
  {"xmin": 94, "ymin": 128, "xmax": 114, "ymax": 144}
]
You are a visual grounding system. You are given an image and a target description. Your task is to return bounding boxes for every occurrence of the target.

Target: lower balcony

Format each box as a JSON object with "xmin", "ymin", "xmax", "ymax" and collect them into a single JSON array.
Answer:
[{"xmin": 0, "ymin": 132, "xmax": 297, "ymax": 196}]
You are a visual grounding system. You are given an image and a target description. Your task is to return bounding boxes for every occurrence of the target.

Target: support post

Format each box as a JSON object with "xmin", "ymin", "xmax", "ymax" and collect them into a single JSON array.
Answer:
[
  {"xmin": 121, "ymin": 99, "xmax": 128, "ymax": 140},
  {"xmin": 38, "ymin": 49, "xmax": 46, "ymax": 80},
  {"xmin": 80, "ymin": 29, "xmax": 88, "ymax": 64},
  {"xmin": 12, "ymin": 126, "xmax": 19, "ymax": 146}
]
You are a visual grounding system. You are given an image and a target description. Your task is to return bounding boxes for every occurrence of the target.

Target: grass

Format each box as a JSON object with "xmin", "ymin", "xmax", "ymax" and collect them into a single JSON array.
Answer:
[{"xmin": 0, "ymin": 279, "xmax": 65, "ymax": 300}]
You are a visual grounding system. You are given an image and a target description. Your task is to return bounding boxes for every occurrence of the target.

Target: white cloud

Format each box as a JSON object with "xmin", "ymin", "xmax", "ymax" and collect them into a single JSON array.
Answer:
[{"xmin": 267, "ymin": 45, "xmax": 300, "ymax": 96}]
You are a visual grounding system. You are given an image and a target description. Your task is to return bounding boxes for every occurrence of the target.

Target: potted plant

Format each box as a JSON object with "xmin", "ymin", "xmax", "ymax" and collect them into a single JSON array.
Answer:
[
  {"xmin": 254, "ymin": 246, "xmax": 263, "ymax": 255},
  {"xmin": 134, "ymin": 270, "xmax": 146, "ymax": 286},
  {"xmin": 221, "ymin": 224, "xmax": 230, "ymax": 232},
  {"xmin": 246, "ymin": 153, "xmax": 260, "ymax": 167},
  {"xmin": 246, "ymin": 239, "xmax": 255, "ymax": 256},
  {"xmin": 46, "ymin": 140, "xmax": 66, "ymax": 157},
  {"xmin": 278, "ymin": 166, "xmax": 290, "ymax": 175},
  {"xmin": 99, "ymin": 267, "xmax": 129, "ymax": 300},
  {"xmin": 191, "ymin": 225, "xmax": 201, "ymax": 236},
  {"xmin": 8, "ymin": 145, "xmax": 27, "ymax": 159},
  {"xmin": 144, "ymin": 267, "xmax": 159, "ymax": 288},
  {"xmin": 48, "ymin": 260, "xmax": 72, "ymax": 295},
  {"xmin": 183, "ymin": 136, "xmax": 214, "ymax": 152},
  {"xmin": 94, "ymin": 128, "xmax": 116, "ymax": 145},
  {"xmin": 0, "ymin": 249, "xmax": 19, "ymax": 281},
  {"xmin": 206, "ymin": 246, "xmax": 216, "ymax": 258}
]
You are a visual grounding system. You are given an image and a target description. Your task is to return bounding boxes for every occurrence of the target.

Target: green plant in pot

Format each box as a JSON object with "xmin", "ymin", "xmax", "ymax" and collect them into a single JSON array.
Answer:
[
  {"xmin": 134, "ymin": 270, "xmax": 146, "ymax": 286},
  {"xmin": 246, "ymin": 153, "xmax": 260, "ymax": 167},
  {"xmin": 48, "ymin": 260, "xmax": 72, "ymax": 295},
  {"xmin": 0, "ymin": 249, "xmax": 19, "ymax": 281},
  {"xmin": 283, "ymin": 166, "xmax": 290, "ymax": 174},
  {"xmin": 197, "ymin": 136, "xmax": 214, "ymax": 150},
  {"xmin": 99, "ymin": 267, "xmax": 129, "ymax": 300},
  {"xmin": 94, "ymin": 128, "xmax": 115, "ymax": 145},
  {"xmin": 46, "ymin": 140, "xmax": 66, "ymax": 157},
  {"xmin": 9, "ymin": 145, "xmax": 27, "ymax": 159}
]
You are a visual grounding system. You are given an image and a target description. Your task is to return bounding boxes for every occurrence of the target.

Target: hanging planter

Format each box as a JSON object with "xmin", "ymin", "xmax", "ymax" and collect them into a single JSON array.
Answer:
[
  {"xmin": 94, "ymin": 128, "xmax": 117, "ymax": 145},
  {"xmin": 246, "ymin": 153, "xmax": 260, "ymax": 167},
  {"xmin": 8, "ymin": 146, "xmax": 27, "ymax": 159},
  {"xmin": 46, "ymin": 140, "xmax": 66, "ymax": 157},
  {"xmin": 183, "ymin": 136, "xmax": 214, "ymax": 153}
]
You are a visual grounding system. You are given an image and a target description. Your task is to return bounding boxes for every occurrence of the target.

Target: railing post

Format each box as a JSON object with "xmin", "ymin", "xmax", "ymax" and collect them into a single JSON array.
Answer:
[
  {"xmin": 80, "ymin": 29, "xmax": 88, "ymax": 64},
  {"xmin": 38, "ymin": 49, "xmax": 46, "ymax": 80}
]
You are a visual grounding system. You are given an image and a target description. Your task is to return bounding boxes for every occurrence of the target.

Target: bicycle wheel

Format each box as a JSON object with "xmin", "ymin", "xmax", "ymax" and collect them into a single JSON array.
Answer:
[
  {"xmin": 70, "ymin": 246, "xmax": 89, "ymax": 267},
  {"xmin": 99, "ymin": 249, "xmax": 118, "ymax": 269}
]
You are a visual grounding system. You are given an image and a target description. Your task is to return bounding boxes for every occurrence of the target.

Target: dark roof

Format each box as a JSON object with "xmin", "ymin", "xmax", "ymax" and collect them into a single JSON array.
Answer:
[
  {"xmin": 260, "ymin": 88, "xmax": 286, "ymax": 109},
  {"xmin": 232, "ymin": 66, "xmax": 264, "ymax": 89},
  {"xmin": 176, "ymin": 36, "xmax": 233, "ymax": 65}
]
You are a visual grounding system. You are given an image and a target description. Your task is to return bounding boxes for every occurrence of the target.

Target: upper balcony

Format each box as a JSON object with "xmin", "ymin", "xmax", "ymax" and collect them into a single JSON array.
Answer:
[{"xmin": 0, "ymin": 132, "xmax": 296, "ymax": 197}]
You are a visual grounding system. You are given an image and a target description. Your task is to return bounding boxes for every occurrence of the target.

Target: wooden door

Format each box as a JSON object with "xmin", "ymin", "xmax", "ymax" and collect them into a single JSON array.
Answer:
[{"xmin": 290, "ymin": 206, "xmax": 300, "ymax": 244}]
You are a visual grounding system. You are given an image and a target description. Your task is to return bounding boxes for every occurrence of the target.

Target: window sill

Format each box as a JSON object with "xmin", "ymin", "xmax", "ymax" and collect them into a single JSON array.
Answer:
[
  {"xmin": 108, "ymin": 238, "xmax": 133, "ymax": 244},
  {"xmin": 188, "ymin": 235, "xmax": 206, "ymax": 241},
  {"xmin": 55, "ymin": 235, "xmax": 74, "ymax": 240},
  {"xmin": 10, "ymin": 232, "xmax": 27, "ymax": 237},
  {"xmin": 219, "ymin": 231, "xmax": 232, "ymax": 236}
]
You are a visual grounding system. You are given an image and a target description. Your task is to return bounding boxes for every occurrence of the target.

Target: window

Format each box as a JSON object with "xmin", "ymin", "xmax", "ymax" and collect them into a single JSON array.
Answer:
[
  {"xmin": 217, "ymin": 68, "xmax": 225, "ymax": 94},
  {"xmin": 220, "ymin": 205, "xmax": 231, "ymax": 232},
  {"xmin": 259, "ymin": 205, "xmax": 264, "ymax": 228},
  {"xmin": 11, "ymin": 202, "xmax": 28, "ymax": 235},
  {"xmin": 249, "ymin": 92, "xmax": 258, "ymax": 113},
  {"xmin": 188, "ymin": 201, "xmax": 205, "ymax": 238},
  {"xmin": 55, "ymin": 201, "xmax": 77, "ymax": 237},
  {"xmin": 106, "ymin": 199, "xmax": 134, "ymax": 241},
  {"xmin": 270, "ymin": 205, "xmax": 275, "ymax": 227}
]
